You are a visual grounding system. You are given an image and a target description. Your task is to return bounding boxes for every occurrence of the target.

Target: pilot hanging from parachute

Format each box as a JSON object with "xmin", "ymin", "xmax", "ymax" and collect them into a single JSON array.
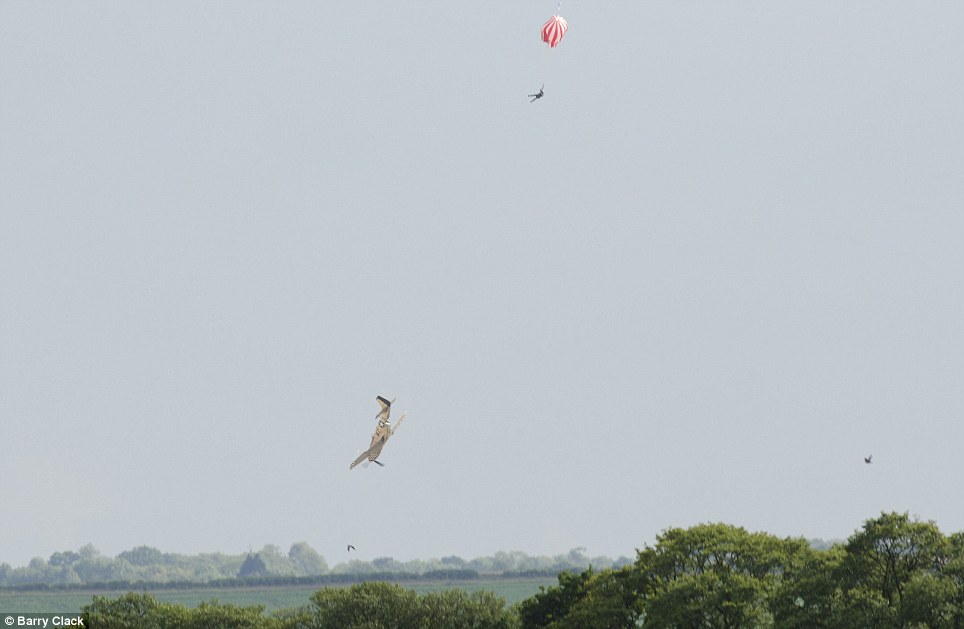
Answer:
[{"xmin": 530, "ymin": 4, "xmax": 568, "ymax": 102}]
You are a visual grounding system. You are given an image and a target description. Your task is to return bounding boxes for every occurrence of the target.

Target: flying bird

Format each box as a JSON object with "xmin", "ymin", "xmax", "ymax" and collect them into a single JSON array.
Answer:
[
  {"xmin": 864, "ymin": 455, "xmax": 873, "ymax": 464},
  {"xmin": 350, "ymin": 396, "xmax": 407, "ymax": 470},
  {"xmin": 347, "ymin": 545, "xmax": 355, "ymax": 552}
]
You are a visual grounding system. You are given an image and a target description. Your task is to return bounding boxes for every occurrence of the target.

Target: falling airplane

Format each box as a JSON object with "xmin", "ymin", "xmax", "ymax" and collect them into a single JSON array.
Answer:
[{"xmin": 350, "ymin": 396, "xmax": 407, "ymax": 470}]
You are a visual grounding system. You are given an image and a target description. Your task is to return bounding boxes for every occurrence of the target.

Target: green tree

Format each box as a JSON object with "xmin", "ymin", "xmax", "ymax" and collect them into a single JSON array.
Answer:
[
  {"xmin": 642, "ymin": 570, "xmax": 773, "ymax": 628},
  {"xmin": 633, "ymin": 523, "xmax": 809, "ymax": 628},
  {"xmin": 83, "ymin": 593, "xmax": 280, "ymax": 629},
  {"xmin": 74, "ymin": 555, "xmax": 134, "ymax": 583},
  {"xmin": 181, "ymin": 600, "xmax": 276, "ymax": 629},
  {"xmin": 83, "ymin": 592, "xmax": 163, "ymax": 629},
  {"xmin": 308, "ymin": 581, "xmax": 423, "ymax": 628},
  {"xmin": 770, "ymin": 545, "xmax": 846, "ymax": 628},
  {"xmin": 421, "ymin": 589, "xmax": 520, "ymax": 629},
  {"xmin": 946, "ymin": 532, "xmax": 964, "ymax": 629},
  {"xmin": 830, "ymin": 587, "xmax": 897, "ymax": 629},
  {"xmin": 372, "ymin": 556, "xmax": 401, "ymax": 571},
  {"xmin": 441, "ymin": 555, "xmax": 467, "ymax": 568},
  {"xmin": 517, "ymin": 569, "xmax": 594, "ymax": 628},
  {"xmin": 118, "ymin": 545, "xmax": 164, "ymax": 567},
  {"xmin": 289, "ymin": 542, "xmax": 328, "ymax": 576},
  {"xmin": 517, "ymin": 566, "xmax": 640, "ymax": 629},
  {"xmin": 841, "ymin": 512, "xmax": 947, "ymax": 607},
  {"xmin": 545, "ymin": 567, "xmax": 641, "ymax": 629},
  {"xmin": 900, "ymin": 572, "xmax": 958, "ymax": 628},
  {"xmin": 49, "ymin": 550, "xmax": 81, "ymax": 566},
  {"xmin": 258, "ymin": 544, "xmax": 291, "ymax": 574},
  {"xmin": 838, "ymin": 513, "xmax": 949, "ymax": 626},
  {"xmin": 238, "ymin": 553, "xmax": 268, "ymax": 578}
]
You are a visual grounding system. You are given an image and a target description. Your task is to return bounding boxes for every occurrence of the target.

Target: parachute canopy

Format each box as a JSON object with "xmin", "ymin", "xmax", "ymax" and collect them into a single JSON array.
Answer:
[{"xmin": 541, "ymin": 14, "xmax": 568, "ymax": 48}]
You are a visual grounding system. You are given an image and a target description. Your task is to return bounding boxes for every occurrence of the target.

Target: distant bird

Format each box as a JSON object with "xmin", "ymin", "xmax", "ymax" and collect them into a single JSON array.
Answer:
[
  {"xmin": 864, "ymin": 455, "xmax": 873, "ymax": 464},
  {"xmin": 350, "ymin": 396, "xmax": 407, "ymax": 470},
  {"xmin": 347, "ymin": 544, "xmax": 355, "ymax": 552}
]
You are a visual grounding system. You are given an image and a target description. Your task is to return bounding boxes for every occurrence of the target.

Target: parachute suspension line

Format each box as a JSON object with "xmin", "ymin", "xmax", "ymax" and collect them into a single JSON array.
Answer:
[{"xmin": 535, "ymin": 3, "xmax": 567, "ymax": 97}]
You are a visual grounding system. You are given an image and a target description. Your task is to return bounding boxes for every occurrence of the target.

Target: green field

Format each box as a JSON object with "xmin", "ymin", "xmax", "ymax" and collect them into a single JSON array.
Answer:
[{"xmin": 0, "ymin": 577, "xmax": 554, "ymax": 615}]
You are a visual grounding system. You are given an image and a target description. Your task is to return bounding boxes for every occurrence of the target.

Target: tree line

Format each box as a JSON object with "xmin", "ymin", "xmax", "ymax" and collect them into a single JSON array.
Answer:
[
  {"xmin": 0, "ymin": 543, "xmax": 629, "ymax": 588},
  {"xmin": 74, "ymin": 512, "xmax": 964, "ymax": 628},
  {"xmin": 518, "ymin": 512, "xmax": 964, "ymax": 628}
]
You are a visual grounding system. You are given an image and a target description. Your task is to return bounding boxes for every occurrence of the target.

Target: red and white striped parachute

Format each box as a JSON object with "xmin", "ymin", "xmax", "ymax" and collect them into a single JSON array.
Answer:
[{"xmin": 541, "ymin": 14, "xmax": 568, "ymax": 48}]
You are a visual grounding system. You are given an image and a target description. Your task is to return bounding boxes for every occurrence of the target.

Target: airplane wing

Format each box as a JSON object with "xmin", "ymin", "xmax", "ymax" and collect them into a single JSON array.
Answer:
[
  {"xmin": 350, "ymin": 447, "xmax": 372, "ymax": 470},
  {"xmin": 350, "ymin": 434, "xmax": 388, "ymax": 470},
  {"xmin": 389, "ymin": 411, "xmax": 407, "ymax": 436}
]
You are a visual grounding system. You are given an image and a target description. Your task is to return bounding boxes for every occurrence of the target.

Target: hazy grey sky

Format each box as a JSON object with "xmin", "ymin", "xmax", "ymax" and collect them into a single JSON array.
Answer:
[{"xmin": 2, "ymin": 1, "xmax": 962, "ymax": 569}]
